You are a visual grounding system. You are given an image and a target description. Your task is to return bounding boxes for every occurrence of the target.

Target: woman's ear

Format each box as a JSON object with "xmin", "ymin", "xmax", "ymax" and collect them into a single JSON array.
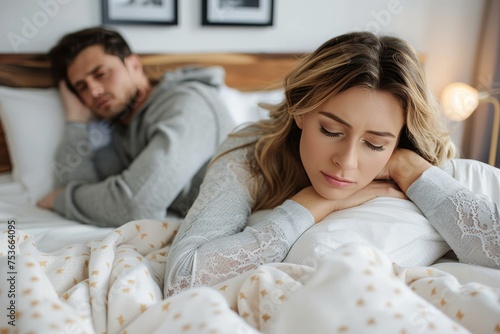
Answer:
[{"xmin": 294, "ymin": 115, "xmax": 304, "ymax": 129}]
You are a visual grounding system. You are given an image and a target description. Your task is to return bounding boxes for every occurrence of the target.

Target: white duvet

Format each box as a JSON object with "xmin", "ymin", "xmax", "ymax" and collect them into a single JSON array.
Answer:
[{"xmin": 2, "ymin": 218, "xmax": 500, "ymax": 333}]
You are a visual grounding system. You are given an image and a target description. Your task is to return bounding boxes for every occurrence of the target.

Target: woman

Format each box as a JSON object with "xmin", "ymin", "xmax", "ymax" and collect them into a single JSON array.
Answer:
[{"xmin": 164, "ymin": 31, "xmax": 500, "ymax": 296}]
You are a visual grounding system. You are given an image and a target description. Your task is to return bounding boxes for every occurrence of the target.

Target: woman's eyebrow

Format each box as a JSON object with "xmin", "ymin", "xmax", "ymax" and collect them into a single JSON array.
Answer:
[
  {"xmin": 319, "ymin": 111, "xmax": 351, "ymax": 128},
  {"xmin": 318, "ymin": 111, "xmax": 396, "ymax": 138}
]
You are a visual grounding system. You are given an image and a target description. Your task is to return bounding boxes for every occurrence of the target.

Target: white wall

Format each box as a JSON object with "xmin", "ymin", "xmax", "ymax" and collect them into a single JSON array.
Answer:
[
  {"xmin": 0, "ymin": 1, "xmax": 485, "ymax": 82},
  {"xmin": 0, "ymin": 0, "xmax": 488, "ymax": 148}
]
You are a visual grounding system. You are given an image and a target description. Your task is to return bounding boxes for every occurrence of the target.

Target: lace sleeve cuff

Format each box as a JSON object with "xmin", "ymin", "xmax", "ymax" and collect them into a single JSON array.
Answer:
[
  {"xmin": 406, "ymin": 167, "xmax": 463, "ymax": 212},
  {"xmin": 250, "ymin": 199, "xmax": 315, "ymax": 249},
  {"xmin": 407, "ymin": 166, "xmax": 500, "ymax": 268}
]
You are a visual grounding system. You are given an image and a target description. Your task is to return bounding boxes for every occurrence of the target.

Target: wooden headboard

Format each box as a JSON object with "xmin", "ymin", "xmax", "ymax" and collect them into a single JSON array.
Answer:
[{"xmin": 0, "ymin": 52, "xmax": 302, "ymax": 173}]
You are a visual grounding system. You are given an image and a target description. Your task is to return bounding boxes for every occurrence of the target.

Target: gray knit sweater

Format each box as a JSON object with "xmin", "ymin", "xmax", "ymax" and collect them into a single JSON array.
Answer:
[
  {"xmin": 164, "ymin": 134, "xmax": 500, "ymax": 296},
  {"xmin": 53, "ymin": 66, "xmax": 235, "ymax": 227}
]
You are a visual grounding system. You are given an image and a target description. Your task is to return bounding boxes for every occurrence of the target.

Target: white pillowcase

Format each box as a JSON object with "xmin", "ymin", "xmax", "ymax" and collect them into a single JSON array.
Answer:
[
  {"xmin": 0, "ymin": 86, "xmax": 64, "ymax": 203},
  {"xmin": 282, "ymin": 197, "xmax": 451, "ymax": 268},
  {"xmin": 448, "ymin": 158, "xmax": 500, "ymax": 202},
  {"xmin": 219, "ymin": 85, "xmax": 284, "ymax": 125}
]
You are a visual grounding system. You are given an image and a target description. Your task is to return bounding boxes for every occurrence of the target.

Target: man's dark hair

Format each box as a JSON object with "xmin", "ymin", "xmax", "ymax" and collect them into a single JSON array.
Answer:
[{"xmin": 48, "ymin": 27, "xmax": 132, "ymax": 94}]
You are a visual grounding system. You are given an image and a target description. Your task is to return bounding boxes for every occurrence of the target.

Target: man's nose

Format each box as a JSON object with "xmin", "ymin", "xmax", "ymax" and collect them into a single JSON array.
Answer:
[{"xmin": 88, "ymin": 81, "xmax": 103, "ymax": 97}]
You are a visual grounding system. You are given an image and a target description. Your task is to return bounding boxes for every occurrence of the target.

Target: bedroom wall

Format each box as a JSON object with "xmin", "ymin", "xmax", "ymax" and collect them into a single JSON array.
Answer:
[{"xmin": 0, "ymin": 0, "xmax": 488, "ymax": 151}]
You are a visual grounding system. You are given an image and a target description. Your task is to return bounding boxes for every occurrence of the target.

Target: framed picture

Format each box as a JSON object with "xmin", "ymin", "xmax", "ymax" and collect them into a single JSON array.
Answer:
[
  {"xmin": 102, "ymin": 0, "xmax": 178, "ymax": 25},
  {"xmin": 202, "ymin": 0, "xmax": 274, "ymax": 26}
]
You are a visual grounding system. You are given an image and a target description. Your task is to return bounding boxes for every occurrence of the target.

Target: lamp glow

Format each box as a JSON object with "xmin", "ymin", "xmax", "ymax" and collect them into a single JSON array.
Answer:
[
  {"xmin": 440, "ymin": 82, "xmax": 500, "ymax": 166},
  {"xmin": 440, "ymin": 82, "xmax": 479, "ymax": 121}
]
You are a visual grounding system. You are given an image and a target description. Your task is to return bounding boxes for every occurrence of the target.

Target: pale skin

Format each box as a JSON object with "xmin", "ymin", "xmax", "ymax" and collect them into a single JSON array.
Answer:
[
  {"xmin": 36, "ymin": 45, "xmax": 152, "ymax": 210},
  {"xmin": 291, "ymin": 87, "xmax": 433, "ymax": 223}
]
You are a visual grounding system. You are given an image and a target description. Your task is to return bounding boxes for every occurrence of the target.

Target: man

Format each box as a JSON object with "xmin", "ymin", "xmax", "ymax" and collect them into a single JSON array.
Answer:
[{"xmin": 36, "ymin": 27, "xmax": 235, "ymax": 227}]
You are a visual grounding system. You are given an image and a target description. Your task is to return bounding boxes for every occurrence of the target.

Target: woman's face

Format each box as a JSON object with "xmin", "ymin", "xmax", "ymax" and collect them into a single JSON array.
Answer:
[{"xmin": 295, "ymin": 86, "xmax": 405, "ymax": 200}]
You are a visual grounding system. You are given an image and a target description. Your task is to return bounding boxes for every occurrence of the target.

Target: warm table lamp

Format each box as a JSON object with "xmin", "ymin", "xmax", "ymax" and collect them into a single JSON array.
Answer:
[{"xmin": 441, "ymin": 82, "xmax": 500, "ymax": 166}]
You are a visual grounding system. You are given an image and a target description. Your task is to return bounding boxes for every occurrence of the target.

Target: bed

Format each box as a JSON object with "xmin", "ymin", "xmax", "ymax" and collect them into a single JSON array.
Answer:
[{"xmin": 0, "ymin": 52, "xmax": 499, "ymax": 334}]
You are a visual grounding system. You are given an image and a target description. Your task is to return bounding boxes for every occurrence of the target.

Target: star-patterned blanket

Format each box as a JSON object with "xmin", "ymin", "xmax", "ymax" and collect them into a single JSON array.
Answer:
[{"xmin": 1, "ymin": 219, "xmax": 499, "ymax": 333}]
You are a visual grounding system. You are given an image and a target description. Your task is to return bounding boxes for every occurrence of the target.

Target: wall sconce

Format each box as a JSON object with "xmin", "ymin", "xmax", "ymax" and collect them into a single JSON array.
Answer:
[{"xmin": 441, "ymin": 82, "xmax": 500, "ymax": 166}]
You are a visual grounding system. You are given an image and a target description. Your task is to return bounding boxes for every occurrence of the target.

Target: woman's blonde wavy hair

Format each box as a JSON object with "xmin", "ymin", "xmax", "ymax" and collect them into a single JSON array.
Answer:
[{"xmin": 221, "ymin": 31, "xmax": 455, "ymax": 211}]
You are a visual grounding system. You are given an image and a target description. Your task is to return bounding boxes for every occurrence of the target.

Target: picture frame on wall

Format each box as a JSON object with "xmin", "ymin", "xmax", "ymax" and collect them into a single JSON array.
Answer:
[
  {"xmin": 202, "ymin": 0, "xmax": 274, "ymax": 26},
  {"xmin": 102, "ymin": 0, "xmax": 178, "ymax": 26}
]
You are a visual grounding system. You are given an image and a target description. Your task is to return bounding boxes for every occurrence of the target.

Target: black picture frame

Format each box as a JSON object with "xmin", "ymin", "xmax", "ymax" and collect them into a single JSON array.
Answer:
[
  {"xmin": 202, "ymin": 0, "xmax": 274, "ymax": 26},
  {"xmin": 102, "ymin": 0, "xmax": 178, "ymax": 26}
]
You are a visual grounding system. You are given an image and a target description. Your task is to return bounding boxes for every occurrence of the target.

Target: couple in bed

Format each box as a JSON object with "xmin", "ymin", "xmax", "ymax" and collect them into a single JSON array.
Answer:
[{"xmin": 38, "ymin": 27, "xmax": 499, "ymax": 298}]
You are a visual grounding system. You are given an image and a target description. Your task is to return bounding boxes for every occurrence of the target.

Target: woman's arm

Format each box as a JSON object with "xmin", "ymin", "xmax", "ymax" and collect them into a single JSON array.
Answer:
[
  {"xmin": 164, "ymin": 135, "xmax": 410, "ymax": 296},
  {"xmin": 164, "ymin": 136, "xmax": 315, "ymax": 297},
  {"xmin": 384, "ymin": 149, "xmax": 500, "ymax": 269}
]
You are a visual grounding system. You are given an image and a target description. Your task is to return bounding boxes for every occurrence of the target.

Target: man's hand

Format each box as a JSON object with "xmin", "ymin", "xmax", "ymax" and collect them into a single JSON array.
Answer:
[
  {"xmin": 37, "ymin": 188, "xmax": 64, "ymax": 210},
  {"xmin": 59, "ymin": 81, "xmax": 93, "ymax": 122}
]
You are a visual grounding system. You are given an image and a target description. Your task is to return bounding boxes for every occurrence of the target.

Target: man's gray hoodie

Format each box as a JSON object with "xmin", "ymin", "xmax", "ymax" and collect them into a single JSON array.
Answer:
[{"xmin": 53, "ymin": 66, "xmax": 236, "ymax": 227}]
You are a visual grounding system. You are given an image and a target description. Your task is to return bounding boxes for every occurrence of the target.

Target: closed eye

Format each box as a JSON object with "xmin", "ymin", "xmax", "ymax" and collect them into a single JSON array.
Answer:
[
  {"xmin": 95, "ymin": 71, "xmax": 106, "ymax": 79},
  {"xmin": 75, "ymin": 84, "xmax": 87, "ymax": 93},
  {"xmin": 321, "ymin": 126, "xmax": 386, "ymax": 152},
  {"xmin": 364, "ymin": 140, "xmax": 385, "ymax": 152},
  {"xmin": 320, "ymin": 126, "xmax": 342, "ymax": 138}
]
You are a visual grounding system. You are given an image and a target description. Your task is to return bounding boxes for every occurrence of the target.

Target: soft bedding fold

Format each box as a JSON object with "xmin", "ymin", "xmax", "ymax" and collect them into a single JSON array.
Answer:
[{"xmin": 1, "ymin": 220, "xmax": 499, "ymax": 334}]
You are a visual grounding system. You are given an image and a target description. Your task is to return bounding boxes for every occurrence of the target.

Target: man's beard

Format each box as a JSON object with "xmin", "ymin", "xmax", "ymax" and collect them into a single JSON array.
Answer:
[{"xmin": 109, "ymin": 89, "xmax": 140, "ymax": 125}]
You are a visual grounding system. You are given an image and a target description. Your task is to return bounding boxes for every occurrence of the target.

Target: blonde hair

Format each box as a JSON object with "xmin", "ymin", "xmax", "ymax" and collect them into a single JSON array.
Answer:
[{"xmin": 222, "ymin": 31, "xmax": 455, "ymax": 211}]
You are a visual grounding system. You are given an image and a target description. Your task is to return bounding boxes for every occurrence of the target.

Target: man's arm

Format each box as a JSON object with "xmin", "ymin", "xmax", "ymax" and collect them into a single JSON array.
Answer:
[
  {"xmin": 37, "ymin": 82, "xmax": 102, "ymax": 208},
  {"xmin": 52, "ymin": 123, "xmax": 103, "ymax": 187},
  {"xmin": 54, "ymin": 81, "xmax": 100, "ymax": 187},
  {"xmin": 52, "ymin": 87, "xmax": 230, "ymax": 227}
]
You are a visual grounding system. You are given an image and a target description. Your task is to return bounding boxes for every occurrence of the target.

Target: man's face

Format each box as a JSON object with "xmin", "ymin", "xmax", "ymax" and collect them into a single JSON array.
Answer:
[{"xmin": 67, "ymin": 45, "xmax": 140, "ymax": 120}]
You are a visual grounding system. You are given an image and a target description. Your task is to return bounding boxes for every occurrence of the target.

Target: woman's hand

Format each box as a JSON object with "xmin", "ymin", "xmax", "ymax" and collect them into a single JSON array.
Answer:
[
  {"xmin": 59, "ymin": 80, "xmax": 93, "ymax": 123},
  {"xmin": 377, "ymin": 149, "xmax": 433, "ymax": 193},
  {"xmin": 291, "ymin": 149, "xmax": 432, "ymax": 224},
  {"xmin": 291, "ymin": 182, "xmax": 406, "ymax": 223}
]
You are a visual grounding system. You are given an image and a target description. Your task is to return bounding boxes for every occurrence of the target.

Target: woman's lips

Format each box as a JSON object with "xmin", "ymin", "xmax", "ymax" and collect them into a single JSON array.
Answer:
[{"xmin": 321, "ymin": 172, "xmax": 354, "ymax": 188}]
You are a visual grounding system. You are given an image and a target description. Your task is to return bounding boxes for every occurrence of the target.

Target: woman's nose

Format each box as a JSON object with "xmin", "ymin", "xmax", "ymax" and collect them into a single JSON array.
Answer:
[{"xmin": 332, "ymin": 142, "xmax": 358, "ymax": 170}]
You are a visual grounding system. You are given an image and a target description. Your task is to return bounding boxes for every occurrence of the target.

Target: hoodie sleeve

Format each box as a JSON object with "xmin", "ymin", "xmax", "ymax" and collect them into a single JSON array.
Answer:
[{"xmin": 54, "ymin": 80, "xmax": 233, "ymax": 227}]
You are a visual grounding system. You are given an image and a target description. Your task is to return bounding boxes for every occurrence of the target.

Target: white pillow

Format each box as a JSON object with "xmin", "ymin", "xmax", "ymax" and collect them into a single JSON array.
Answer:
[
  {"xmin": 0, "ymin": 86, "xmax": 64, "ymax": 203},
  {"xmin": 249, "ymin": 160, "xmax": 499, "ymax": 269},
  {"xmin": 219, "ymin": 85, "xmax": 284, "ymax": 125},
  {"xmin": 281, "ymin": 197, "xmax": 451, "ymax": 268},
  {"xmin": 449, "ymin": 158, "xmax": 500, "ymax": 202}
]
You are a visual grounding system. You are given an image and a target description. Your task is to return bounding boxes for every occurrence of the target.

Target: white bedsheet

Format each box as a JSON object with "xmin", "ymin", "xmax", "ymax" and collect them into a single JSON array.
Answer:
[{"xmin": 0, "ymin": 174, "xmax": 113, "ymax": 252}]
